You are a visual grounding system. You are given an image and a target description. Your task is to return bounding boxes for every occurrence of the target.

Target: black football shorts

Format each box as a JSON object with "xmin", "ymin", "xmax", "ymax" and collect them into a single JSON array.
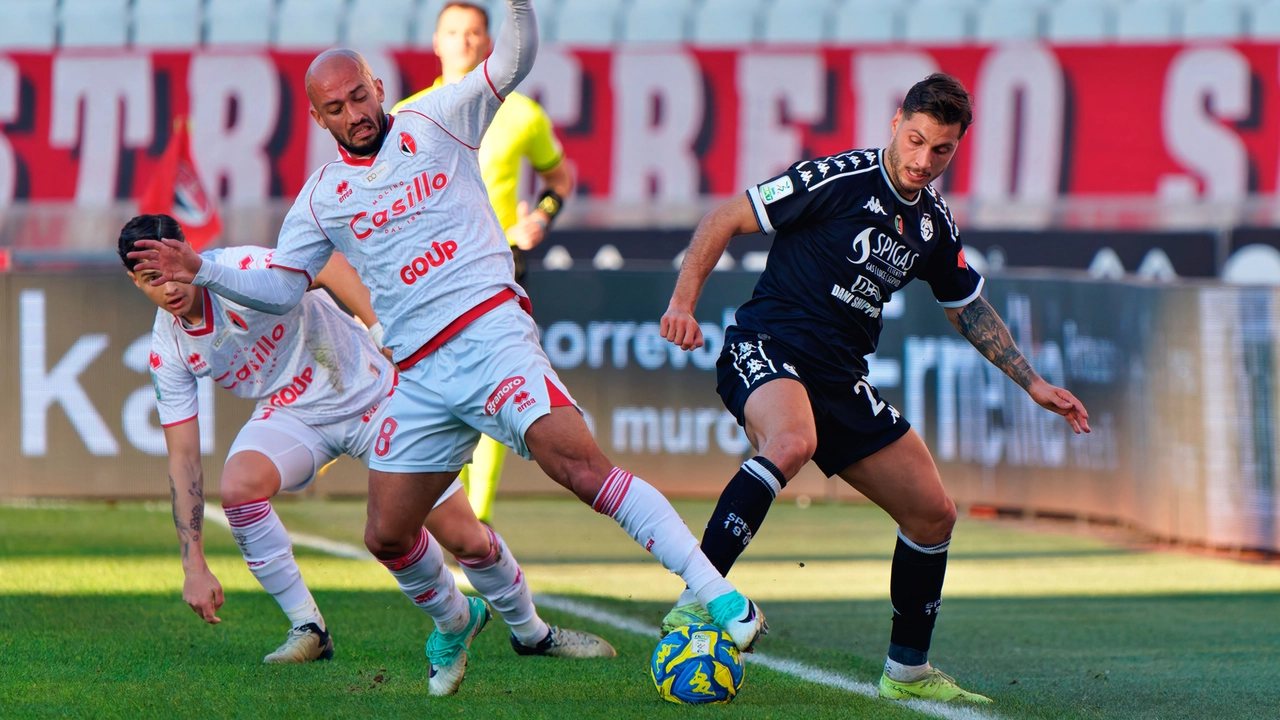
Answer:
[{"xmin": 716, "ymin": 326, "xmax": 910, "ymax": 477}]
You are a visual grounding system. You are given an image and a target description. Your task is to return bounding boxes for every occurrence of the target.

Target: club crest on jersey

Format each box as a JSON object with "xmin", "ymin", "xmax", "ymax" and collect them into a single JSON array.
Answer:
[
  {"xmin": 336, "ymin": 180, "xmax": 352, "ymax": 203},
  {"xmin": 226, "ymin": 310, "xmax": 249, "ymax": 331},
  {"xmin": 398, "ymin": 132, "xmax": 417, "ymax": 157},
  {"xmin": 894, "ymin": 215, "xmax": 904, "ymax": 235},
  {"xmin": 920, "ymin": 213, "xmax": 934, "ymax": 242}
]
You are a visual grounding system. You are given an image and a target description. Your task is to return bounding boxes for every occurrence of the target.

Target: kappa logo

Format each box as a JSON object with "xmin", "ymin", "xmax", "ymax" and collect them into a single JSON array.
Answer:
[
  {"xmin": 485, "ymin": 376, "xmax": 526, "ymax": 415},
  {"xmin": 783, "ymin": 362, "xmax": 799, "ymax": 377},
  {"xmin": 187, "ymin": 352, "xmax": 207, "ymax": 371},
  {"xmin": 149, "ymin": 351, "xmax": 162, "ymax": 369},
  {"xmin": 336, "ymin": 180, "xmax": 352, "ymax": 203},
  {"xmin": 920, "ymin": 213, "xmax": 934, "ymax": 242},
  {"xmin": 864, "ymin": 197, "xmax": 887, "ymax": 216},
  {"xmin": 398, "ymin": 132, "xmax": 416, "ymax": 157}
]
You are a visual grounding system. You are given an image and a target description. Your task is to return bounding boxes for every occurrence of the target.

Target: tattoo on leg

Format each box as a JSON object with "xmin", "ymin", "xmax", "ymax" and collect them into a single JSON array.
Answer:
[{"xmin": 952, "ymin": 296, "xmax": 1039, "ymax": 390}]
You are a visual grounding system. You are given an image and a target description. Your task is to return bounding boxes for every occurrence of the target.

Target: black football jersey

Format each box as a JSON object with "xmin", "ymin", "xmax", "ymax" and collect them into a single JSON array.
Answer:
[{"xmin": 734, "ymin": 148, "xmax": 983, "ymax": 383}]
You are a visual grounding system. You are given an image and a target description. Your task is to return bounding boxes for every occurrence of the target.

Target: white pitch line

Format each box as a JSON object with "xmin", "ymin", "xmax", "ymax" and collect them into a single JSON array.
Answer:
[{"xmin": 204, "ymin": 506, "xmax": 1000, "ymax": 720}]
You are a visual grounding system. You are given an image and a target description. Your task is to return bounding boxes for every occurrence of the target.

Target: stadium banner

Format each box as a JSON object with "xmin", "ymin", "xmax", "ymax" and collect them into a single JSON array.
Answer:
[
  {"xmin": 0, "ymin": 43, "xmax": 1277, "ymax": 215},
  {"xmin": 3, "ymin": 269, "xmax": 1279, "ymax": 552}
]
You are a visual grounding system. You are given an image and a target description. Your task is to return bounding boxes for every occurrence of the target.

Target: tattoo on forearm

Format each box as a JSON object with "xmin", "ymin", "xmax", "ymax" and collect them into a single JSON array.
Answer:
[
  {"xmin": 170, "ymin": 474, "xmax": 200, "ymax": 561},
  {"xmin": 953, "ymin": 296, "xmax": 1039, "ymax": 390}
]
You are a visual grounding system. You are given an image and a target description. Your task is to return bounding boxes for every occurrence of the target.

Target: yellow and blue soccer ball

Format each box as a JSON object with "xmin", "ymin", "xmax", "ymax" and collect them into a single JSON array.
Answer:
[{"xmin": 650, "ymin": 623, "xmax": 744, "ymax": 704}]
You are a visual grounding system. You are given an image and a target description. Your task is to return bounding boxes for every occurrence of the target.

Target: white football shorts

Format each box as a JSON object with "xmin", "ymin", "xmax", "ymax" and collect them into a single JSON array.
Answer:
[
  {"xmin": 226, "ymin": 379, "xmax": 464, "ymax": 504},
  {"xmin": 367, "ymin": 298, "xmax": 578, "ymax": 474}
]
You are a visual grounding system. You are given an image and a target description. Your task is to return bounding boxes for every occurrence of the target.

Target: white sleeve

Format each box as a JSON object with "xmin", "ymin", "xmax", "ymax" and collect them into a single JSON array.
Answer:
[
  {"xmin": 149, "ymin": 327, "xmax": 199, "ymax": 427},
  {"xmin": 400, "ymin": 0, "xmax": 538, "ymax": 147},
  {"xmin": 192, "ymin": 261, "xmax": 308, "ymax": 316}
]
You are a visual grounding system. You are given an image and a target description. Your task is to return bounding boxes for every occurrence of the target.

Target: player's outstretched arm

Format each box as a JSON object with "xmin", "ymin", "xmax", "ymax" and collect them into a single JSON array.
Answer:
[
  {"xmin": 662, "ymin": 195, "xmax": 760, "ymax": 351},
  {"xmin": 128, "ymin": 238, "xmax": 308, "ymax": 316},
  {"xmin": 945, "ymin": 296, "xmax": 1091, "ymax": 434},
  {"xmin": 484, "ymin": 0, "xmax": 538, "ymax": 98},
  {"xmin": 163, "ymin": 420, "xmax": 225, "ymax": 624}
]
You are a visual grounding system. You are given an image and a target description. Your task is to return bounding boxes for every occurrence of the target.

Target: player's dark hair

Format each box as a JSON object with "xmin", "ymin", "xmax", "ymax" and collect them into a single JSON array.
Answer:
[
  {"xmin": 438, "ymin": 1, "xmax": 490, "ymax": 32},
  {"xmin": 118, "ymin": 213, "xmax": 186, "ymax": 271},
  {"xmin": 901, "ymin": 73, "xmax": 974, "ymax": 138}
]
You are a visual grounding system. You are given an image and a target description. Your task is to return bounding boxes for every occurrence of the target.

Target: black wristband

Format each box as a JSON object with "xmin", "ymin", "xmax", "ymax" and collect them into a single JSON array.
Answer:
[{"xmin": 535, "ymin": 189, "xmax": 564, "ymax": 228}]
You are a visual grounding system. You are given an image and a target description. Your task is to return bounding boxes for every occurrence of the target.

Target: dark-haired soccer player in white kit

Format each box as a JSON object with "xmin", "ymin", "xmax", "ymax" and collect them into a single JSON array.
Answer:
[
  {"xmin": 661, "ymin": 74, "xmax": 1090, "ymax": 704},
  {"xmin": 120, "ymin": 213, "xmax": 613, "ymax": 672},
  {"xmin": 129, "ymin": 0, "xmax": 767, "ymax": 696}
]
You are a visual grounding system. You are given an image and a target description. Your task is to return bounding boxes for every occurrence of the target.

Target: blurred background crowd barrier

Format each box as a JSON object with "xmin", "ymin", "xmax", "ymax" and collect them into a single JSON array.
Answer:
[
  {"xmin": 4, "ymin": 1, "xmax": 1280, "ymax": 551},
  {"xmin": 4, "ymin": 269, "xmax": 1280, "ymax": 553}
]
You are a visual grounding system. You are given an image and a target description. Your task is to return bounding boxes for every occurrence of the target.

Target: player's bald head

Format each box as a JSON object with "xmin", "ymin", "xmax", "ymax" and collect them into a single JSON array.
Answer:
[{"xmin": 305, "ymin": 49, "xmax": 375, "ymax": 107}]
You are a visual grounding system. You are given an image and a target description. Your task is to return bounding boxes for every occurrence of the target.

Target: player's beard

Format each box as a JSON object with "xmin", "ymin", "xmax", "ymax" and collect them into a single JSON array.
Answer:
[
  {"xmin": 338, "ymin": 112, "xmax": 388, "ymax": 157},
  {"xmin": 884, "ymin": 142, "xmax": 930, "ymax": 198}
]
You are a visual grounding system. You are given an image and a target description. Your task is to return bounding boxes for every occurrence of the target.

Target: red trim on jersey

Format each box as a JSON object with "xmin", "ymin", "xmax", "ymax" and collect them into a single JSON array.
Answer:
[
  {"xmin": 222, "ymin": 497, "xmax": 271, "ymax": 509},
  {"xmin": 177, "ymin": 288, "xmax": 215, "ymax": 337},
  {"xmin": 265, "ymin": 263, "xmax": 314, "ymax": 285},
  {"xmin": 161, "ymin": 413, "xmax": 198, "ymax": 428},
  {"xmin": 397, "ymin": 289, "xmax": 527, "ymax": 371},
  {"xmin": 308, "ymin": 162, "xmax": 337, "ymax": 240},
  {"xmin": 482, "ymin": 60, "xmax": 504, "ymax": 102},
  {"xmin": 395, "ymin": 109, "xmax": 479, "ymax": 151},
  {"xmin": 546, "ymin": 377, "xmax": 573, "ymax": 408}
]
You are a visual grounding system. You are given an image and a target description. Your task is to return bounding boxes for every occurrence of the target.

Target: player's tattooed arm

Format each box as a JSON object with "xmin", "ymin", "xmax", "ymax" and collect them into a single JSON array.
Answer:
[
  {"xmin": 946, "ymin": 296, "xmax": 1092, "ymax": 434},
  {"xmin": 947, "ymin": 296, "xmax": 1039, "ymax": 389}
]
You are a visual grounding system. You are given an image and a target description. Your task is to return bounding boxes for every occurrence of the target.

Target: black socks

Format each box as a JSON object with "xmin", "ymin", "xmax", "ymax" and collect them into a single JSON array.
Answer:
[
  {"xmin": 700, "ymin": 456, "xmax": 787, "ymax": 577},
  {"xmin": 887, "ymin": 529, "xmax": 950, "ymax": 666}
]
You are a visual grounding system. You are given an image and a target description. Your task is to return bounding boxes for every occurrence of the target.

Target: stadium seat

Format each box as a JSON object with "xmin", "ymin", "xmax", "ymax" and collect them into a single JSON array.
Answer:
[
  {"xmin": 692, "ymin": 0, "xmax": 762, "ymax": 45},
  {"xmin": 207, "ymin": 0, "xmax": 273, "ymax": 45},
  {"xmin": 1115, "ymin": 0, "xmax": 1178, "ymax": 40},
  {"xmin": 0, "ymin": 0, "xmax": 56, "ymax": 49},
  {"xmin": 60, "ymin": 0, "xmax": 128, "ymax": 47},
  {"xmin": 621, "ymin": 0, "xmax": 689, "ymax": 42},
  {"xmin": 348, "ymin": 0, "xmax": 416, "ymax": 46},
  {"xmin": 832, "ymin": 0, "xmax": 899, "ymax": 43},
  {"xmin": 554, "ymin": 0, "xmax": 621, "ymax": 45},
  {"xmin": 1251, "ymin": 0, "xmax": 1280, "ymax": 37},
  {"xmin": 762, "ymin": 0, "xmax": 833, "ymax": 43},
  {"xmin": 902, "ymin": 0, "xmax": 973, "ymax": 43},
  {"xmin": 1182, "ymin": 1, "xmax": 1245, "ymax": 39},
  {"xmin": 975, "ymin": 0, "xmax": 1041, "ymax": 41},
  {"xmin": 1044, "ymin": 0, "xmax": 1110, "ymax": 42},
  {"xmin": 275, "ymin": 0, "xmax": 345, "ymax": 47},
  {"xmin": 133, "ymin": 0, "xmax": 201, "ymax": 48}
]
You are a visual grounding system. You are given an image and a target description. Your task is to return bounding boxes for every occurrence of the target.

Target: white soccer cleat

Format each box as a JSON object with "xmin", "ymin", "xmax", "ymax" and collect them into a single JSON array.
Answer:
[
  {"xmin": 262, "ymin": 622, "xmax": 334, "ymax": 664},
  {"xmin": 510, "ymin": 626, "xmax": 617, "ymax": 658},
  {"xmin": 426, "ymin": 596, "xmax": 491, "ymax": 696},
  {"xmin": 707, "ymin": 591, "xmax": 768, "ymax": 653}
]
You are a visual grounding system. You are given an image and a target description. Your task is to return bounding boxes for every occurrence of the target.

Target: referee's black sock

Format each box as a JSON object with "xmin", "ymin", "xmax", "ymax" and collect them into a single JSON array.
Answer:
[
  {"xmin": 887, "ymin": 529, "xmax": 950, "ymax": 671},
  {"xmin": 699, "ymin": 456, "xmax": 787, "ymax": 577}
]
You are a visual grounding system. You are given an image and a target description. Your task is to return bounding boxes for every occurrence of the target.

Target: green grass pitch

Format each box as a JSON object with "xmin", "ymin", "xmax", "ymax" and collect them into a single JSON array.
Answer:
[{"xmin": 3, "ymin": 497, "xmax": 1280, "ymax": 719}]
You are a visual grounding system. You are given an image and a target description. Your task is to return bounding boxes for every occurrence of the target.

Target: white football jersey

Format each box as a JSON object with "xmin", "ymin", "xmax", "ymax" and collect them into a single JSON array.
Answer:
[
  {"xmin": 149, "ymin": 245, "xmax": 391, "ymax": 427},
  {"xmin": 269, "ymin": 68, "xmax": 524, "ymax": 364}
]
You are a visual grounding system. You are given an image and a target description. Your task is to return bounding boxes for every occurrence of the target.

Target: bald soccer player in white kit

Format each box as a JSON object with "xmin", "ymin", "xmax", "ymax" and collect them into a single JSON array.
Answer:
[
  {"xmin": 130, "ymin": 0, "xmax": 767, "ymax": 697},
  {"xmin": 120, "ymin": 214, "xmax": 613, "ymax": 676}
]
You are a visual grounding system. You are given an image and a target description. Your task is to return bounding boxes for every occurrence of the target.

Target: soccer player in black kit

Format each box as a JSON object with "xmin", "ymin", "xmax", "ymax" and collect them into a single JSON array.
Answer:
[{"xmin": 660, "ymin": 74, "xmax": 1090, "ymax": 704}]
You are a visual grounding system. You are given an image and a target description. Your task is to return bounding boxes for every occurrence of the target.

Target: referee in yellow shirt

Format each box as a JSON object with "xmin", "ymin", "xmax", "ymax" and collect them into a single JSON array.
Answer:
[{"xmin": 393, "ymin": 0, "xmax": 574, "ymax": 525}]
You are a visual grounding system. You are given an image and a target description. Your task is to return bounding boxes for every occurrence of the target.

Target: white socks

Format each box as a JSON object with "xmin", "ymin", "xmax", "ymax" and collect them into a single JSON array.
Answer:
[
  {"xmin": 223, "ymin": 499, "xmax": 324, "ymax": 630},
  {"xmin": 378, "ymin": 528, "xmax": 471, "ymax": 634},
  {"xmin": 457, "ymin": 526, "xmax": 549, "ymax": 646},
  {"xmin": 884, "ymin": 657, "xmax": 932, "ymax": 683},
  {"xmin": 593, "ymin": 468, "xmax": 735, "ymax": 606}
]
